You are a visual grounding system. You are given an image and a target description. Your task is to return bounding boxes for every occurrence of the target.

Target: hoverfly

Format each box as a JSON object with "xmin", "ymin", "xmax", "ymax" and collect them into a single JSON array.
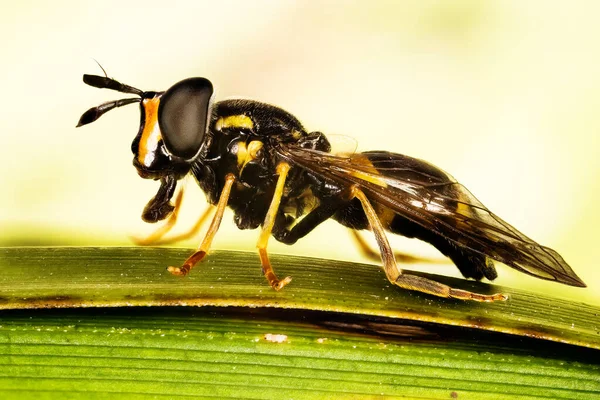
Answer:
[{"xmin": 77, "ymin": 72, "xmax": 586, "ymax": 302}]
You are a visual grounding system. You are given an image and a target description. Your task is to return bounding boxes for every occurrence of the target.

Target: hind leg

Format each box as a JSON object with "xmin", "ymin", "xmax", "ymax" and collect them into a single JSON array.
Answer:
[
  {"xmin": 351, "ymin": 187, "xmax": 507, "ymax": 302},
  {"xmin": 349, "ymin": 229, "xmax": 451, "ymax": 265}
]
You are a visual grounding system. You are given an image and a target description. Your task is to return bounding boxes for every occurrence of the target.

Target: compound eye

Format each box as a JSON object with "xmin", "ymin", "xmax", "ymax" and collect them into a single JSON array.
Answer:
[{"xmin": 158, "ymin": 77, "xmax": 213, "ymax": 160}]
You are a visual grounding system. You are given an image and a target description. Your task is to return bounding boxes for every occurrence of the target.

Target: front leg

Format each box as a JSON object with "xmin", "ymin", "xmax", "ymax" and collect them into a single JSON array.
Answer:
[
  {"xmin": 133, "ymin": 175, "xmax": 187, "ymax": 246},
  {"xmin": 168, "ymin": 173, "xmax": 236, "ymax": 276},
  {"xmin": 141, "ymin": 175, "xmax": 177, "ymax": 223}
]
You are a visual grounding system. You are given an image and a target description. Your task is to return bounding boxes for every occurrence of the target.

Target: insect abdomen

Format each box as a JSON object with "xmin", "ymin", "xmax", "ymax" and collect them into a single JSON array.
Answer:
[
  {"xmin": 386, "ymin": 212, "xmax": 497, "ymax": 281},
  {"xmin": 332, "ymin": 151, "xmax": 498, "ymax": 282}
]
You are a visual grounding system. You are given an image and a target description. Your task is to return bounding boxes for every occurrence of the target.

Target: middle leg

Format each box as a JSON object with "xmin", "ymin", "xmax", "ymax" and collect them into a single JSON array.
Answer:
[{"xmin": 256, "ymin": 162, "xmax": 293, "ymax": 290}]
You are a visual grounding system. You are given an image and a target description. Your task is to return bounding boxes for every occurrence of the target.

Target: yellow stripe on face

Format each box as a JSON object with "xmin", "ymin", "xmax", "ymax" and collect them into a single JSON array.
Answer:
[
  {"xmin": 138, "ymin": 98, "xmax": 162, "ymax": 167},
  {"xmin": 215, "ymin": 115, "xmax": 254, "ymax": 131}
]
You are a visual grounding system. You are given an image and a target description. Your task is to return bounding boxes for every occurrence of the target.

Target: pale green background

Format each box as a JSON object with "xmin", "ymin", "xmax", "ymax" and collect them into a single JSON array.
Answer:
[{"xmin": 1, "ymin": 1, "xmax": 599, "ymax": 305}]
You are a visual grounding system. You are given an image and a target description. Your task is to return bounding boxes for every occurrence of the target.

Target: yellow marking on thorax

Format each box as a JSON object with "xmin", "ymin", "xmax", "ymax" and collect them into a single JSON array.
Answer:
[
  {"xmin": 237, "ymin": 140, "xmax": 264, "ymax": 173},
  {"xmin": 236, "ymin": 142, "xmax": 248, "ymax": 169},
  {"xmin": 348, "ymin": 154, "xmax": 388, "ymax": 188},
  {"xmin": 138, "ymin": 98, "xmax": 162, "ymax": 167},
  {"xmin": 215, "ymin": 115, "xmax": 254, "ymax": 131},
  {"xmin": 247, "ymin": 140, "xmax": 263, "ymax": 159}
]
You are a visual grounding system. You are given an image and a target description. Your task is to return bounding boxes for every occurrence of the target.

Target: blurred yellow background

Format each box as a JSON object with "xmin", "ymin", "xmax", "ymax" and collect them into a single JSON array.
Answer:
[{"xmin": 1, "ymin": 1, "xmax": 598, "ymax": 305}]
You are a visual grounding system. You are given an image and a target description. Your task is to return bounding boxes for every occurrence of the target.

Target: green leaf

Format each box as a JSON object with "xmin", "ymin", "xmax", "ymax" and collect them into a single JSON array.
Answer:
[
  {"xmin": 1, "ymin": 247, "xmax": 598, "ymax": 349},
  {"xmin": 0, "ymin": 307, "xmax": 598, "ymax": 400},
  {"xmin": 0, "ymin": 247, "xmax": 598, "ymax": 399}
]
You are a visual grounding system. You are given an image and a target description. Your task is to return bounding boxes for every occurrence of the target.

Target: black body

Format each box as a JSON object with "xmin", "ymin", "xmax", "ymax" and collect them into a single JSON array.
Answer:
[{"xmin": 77, "ymin": 74, "xmax": 586, "ymax": 289}]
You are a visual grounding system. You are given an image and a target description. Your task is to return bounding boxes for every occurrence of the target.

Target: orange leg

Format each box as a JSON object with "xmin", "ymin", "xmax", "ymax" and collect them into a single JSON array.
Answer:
[
  {"xmin": 132, "ymin": 187, "xmax": 185, "ymax": 246},
  {"xmin": 349, "ymin": 229, "xmax": 450, "ymax": 265},
  {"xmin": 167, "ymin": 174, "xmax": 236, "ymax": 276},
  {"xmin": 352, "ymin": 187, "xmax": 507, "ymax": 302},
  {"xmin": 153, "ymin": 206, "xmax": 215, "ymax": 245},
  {"xmin": 256, "ymin": 162, "xmax": 293, "ymax": 291}
]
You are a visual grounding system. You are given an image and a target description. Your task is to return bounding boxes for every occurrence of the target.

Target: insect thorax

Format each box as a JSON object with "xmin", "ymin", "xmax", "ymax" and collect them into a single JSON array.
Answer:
[{"xmin": 191, "ymin": 99, "xmax": 330, "ymax": 230}]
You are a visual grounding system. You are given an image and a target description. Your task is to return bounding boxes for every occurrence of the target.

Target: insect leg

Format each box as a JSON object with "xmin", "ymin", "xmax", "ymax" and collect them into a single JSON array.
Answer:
[
  {"xmin": 273, "ymin": 202, "xmax": 342, "ymax": 244},
  {"xmin": 140, "ymin": 175, "xmax": 178, "ymax": 223},
  {"xmin": 132, "ymin": 187, "xmax": 185, "ymax": 245},
  {"xmin": 152, "ymin": 206, "xmax": 215, "ymax": 245},
  {"xmin": 167, "ymin": 174, "xmax": 236, "ymax": 276},
  {"xmin": 256, "ymin": 162, "xmax": 293, "ymax": 291},
  {"xmin": 351, "ymin": 187, "xmax": 507, "ymax": 302},
  {"xmin": 349, "ymin": 229, "xmax": 449, "ymax": 265}
]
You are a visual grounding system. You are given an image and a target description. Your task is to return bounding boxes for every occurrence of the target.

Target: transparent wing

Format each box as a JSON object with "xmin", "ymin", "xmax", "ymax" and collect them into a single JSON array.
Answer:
[
  {"xmin": 327, "ymin": 134, "xmax": 358, "ymax": 156},
  {"xmin": 277, "ymin": 145, "xmax": 585, "ymax": 287}
]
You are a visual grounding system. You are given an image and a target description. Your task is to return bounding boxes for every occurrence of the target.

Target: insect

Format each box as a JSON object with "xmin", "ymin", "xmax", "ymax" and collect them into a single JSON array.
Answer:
[{"xmin": 77, "ymin": 71, "xmax": 586, "ymax": 302}]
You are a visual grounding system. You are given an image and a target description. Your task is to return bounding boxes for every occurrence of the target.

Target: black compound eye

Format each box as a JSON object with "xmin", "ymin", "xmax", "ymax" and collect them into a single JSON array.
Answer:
[{"xmin": 158, "ymin": 77, "xmax": 213, "ymax": 160}]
